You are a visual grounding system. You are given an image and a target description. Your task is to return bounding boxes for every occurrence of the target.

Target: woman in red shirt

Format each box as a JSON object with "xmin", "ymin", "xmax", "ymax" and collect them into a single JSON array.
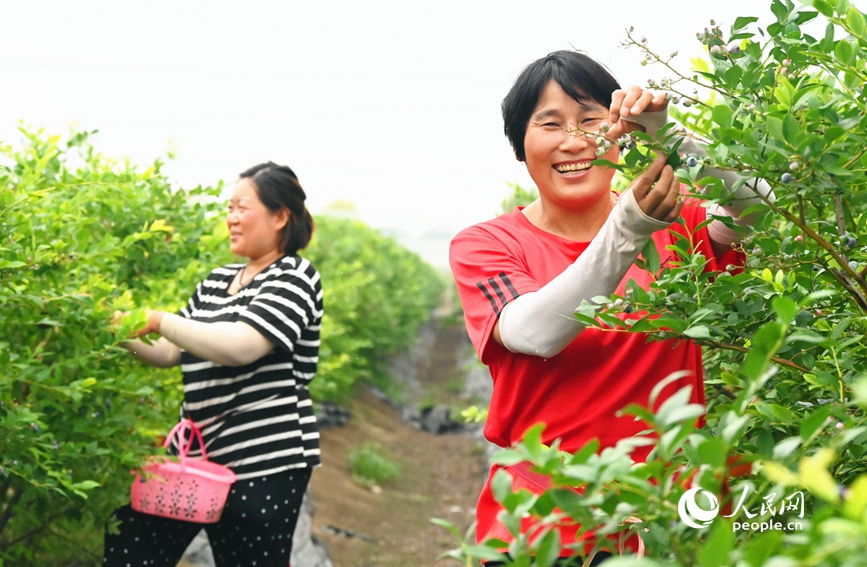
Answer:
[{"xmin": 450, "ymin": 50, "xmax": 768, "ymax": 564}]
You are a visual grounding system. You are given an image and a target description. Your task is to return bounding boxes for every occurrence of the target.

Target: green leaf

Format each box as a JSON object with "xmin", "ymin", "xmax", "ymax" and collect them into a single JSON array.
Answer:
[
  {"xmin": 847, "ymin": 6, "xmax": 867, "ymax": 39},
  {"xmin": 835, "ymin": 39, "xmax": 855, "ymax": 65},
  {"xmin": 712, "ymin": 105, "xmax": 733, "ymax": 129},
  {"xmin": 800, "ymin": 406, "xmax": 831, "ymax": 440},
  {"xmin": 743, "ymin": 530, "xmax": 783, "ymax": 567},
  {"xmin": 842, "ymin": 476, "xmax": 867, "ymax": 520},
  {"xmin": 697, "ymin": 438, "xmax": 728, "ymax": 469},
  {"xmin": 649, "ymin": 371, "xmax": 694, "ymax": 408},
  {"xmin": 783, "ymin": 114, "xmax": 800, "ymax": 143},
  {"xmin": 742, "ymin": 321, "xmax": 786, "ymax": 381},
  {"xmin": 697, "ymin": 520, "xmax": 734, "ymax": 567},
  {"xmin": 799, "ymin": 449, "xmax": 840, "ymax": 504},
  {"xmin": 429, "ymin": 517, "xmax": 462, "ymax": 539},
  {"xmin": 732, "ymin": 16, "xmax": 760, "ymax": 31},
  {"xmin": 773, "ymin": 436, "xmax": 802, "ymax": 459},
  {"xmin": 770, "ymin": 404, "xmax": 795, "ymax": 423},
  {"xmin": 767, "ymin": 116, "xmax": 785, "ymax": 141},
  {"xmin": 464, "ymin": 545, "xmax": 507, "ymax": 561},
  {"xmin": 534, "ymin": 528, "xmax": 561, "ymax": 567},
  {"xmin": 812, "ymin": 0, "xmax": 835, "ymax": 16},
  {"xmin": 640, "ymin": 239, "xmax": 661, "ymax": 274},
  {"xmin": 684, "ymin": 325, "xmax": 712, "ymax": 340},
  {"xmin": 522, "ymin": 422, "xmax": 546, "ymax": 462},
  {"xmin": 725, "ymin": 66, "xmax": 744, "ymax": 90},
  {"xmin": 762, "ymin": 462, "xmax": 800, "ymax": 485},
  {"xmin": 772, "ymin": 295, "xmax": 797, "ymax": 325},
  {"xmin": 491, "ymin": 469, "xmax": 513, "ymax": 504}
]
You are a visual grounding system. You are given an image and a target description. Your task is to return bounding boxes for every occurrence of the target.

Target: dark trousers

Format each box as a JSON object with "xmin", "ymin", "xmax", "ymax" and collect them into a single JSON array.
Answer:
[{"xmin": 104, "ymin": 468, "xmax": 311, "ymax": 567}]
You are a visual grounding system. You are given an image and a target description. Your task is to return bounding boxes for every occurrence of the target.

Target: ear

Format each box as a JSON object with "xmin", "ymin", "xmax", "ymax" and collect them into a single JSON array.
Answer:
[{"xmin": 274, "ymin": 207, "xmax": 290, "ymax": 231}]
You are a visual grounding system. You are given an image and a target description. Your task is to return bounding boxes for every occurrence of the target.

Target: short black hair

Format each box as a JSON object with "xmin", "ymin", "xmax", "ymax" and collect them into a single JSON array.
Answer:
[
  {"xmin": 239, "ymin": 162, "xmax": 314, "ymax": 255},
  {"xmin": 502, "ymin": 50, "xmax": 621, "ymax": 161}
]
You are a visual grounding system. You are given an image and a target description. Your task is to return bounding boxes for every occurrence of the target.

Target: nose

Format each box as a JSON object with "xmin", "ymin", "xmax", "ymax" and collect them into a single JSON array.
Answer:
[{"xmin": 559, "ymin": 128, "xmax": 591, "ymax": 153}]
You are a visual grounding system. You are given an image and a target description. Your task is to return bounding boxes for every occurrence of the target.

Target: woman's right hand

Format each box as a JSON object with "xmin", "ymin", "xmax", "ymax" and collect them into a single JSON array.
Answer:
[{"xmin": 629, "ymin": 152, "xmax": 684, "ymax": 223}]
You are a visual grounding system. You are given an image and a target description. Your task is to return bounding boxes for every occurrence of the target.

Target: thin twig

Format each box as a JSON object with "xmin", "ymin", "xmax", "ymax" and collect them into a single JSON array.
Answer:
[
  {"xmin": 2, "ymin": 507, "xmax": 74, "ymax": 551},
  {"xmin": 699, "ymin": 340, "xmax": 810, "ymax": 373}
]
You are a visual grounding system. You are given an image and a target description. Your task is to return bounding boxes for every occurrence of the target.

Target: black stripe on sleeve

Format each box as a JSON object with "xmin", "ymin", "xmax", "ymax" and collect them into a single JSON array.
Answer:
[
  {"xmin": 476, "ymin": 281, "xmax": 501, "ymax": 316},
  {"xmin": 498, "ymin": 272, "xmax": 520, "ymax": 301},
  {"xmin": 488, "ymin": 277, "xmax": 507, "ymax": 305}
]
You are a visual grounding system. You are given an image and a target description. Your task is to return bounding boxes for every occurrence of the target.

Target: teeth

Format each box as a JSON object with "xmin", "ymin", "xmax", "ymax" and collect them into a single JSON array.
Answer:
[{"xmin": 555, "ymin": 163, "xmax": 591, "ymax": 173}]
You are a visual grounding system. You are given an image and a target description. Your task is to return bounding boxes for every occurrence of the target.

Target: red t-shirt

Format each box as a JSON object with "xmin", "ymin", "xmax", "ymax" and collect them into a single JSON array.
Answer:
[{"xmin": 449, "ymin": 197, "xmax": 742, "ymax": 549}]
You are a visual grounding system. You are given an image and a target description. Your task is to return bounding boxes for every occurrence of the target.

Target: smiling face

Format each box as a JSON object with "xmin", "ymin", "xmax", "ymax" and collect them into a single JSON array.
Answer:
[
  {"xmin": 523, "ymin": 80, "xmax": 619, "ymax": 211},
  {"xmin": 226, "ymin": 177, "xmax": 288, "ymax": 260}
]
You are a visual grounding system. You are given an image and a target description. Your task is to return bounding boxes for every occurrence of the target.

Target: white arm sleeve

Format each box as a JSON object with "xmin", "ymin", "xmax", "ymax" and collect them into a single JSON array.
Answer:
[
  {"xmin": 121, "ymin": 337, "xmax": 181, "ymax": 368},
  {"xmin": 159, "ymin": 313, "xmax": 274, "ymax": 367},
  {"xmin": 624, "ymin": 110, "xmax": 775, "ymax": 246},
  {"xmin": 498, "ymin": 188, "xmax": 671, "ymax": 359}
]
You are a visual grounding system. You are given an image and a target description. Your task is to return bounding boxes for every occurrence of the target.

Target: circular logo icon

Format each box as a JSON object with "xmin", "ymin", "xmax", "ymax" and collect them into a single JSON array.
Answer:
[{"xmin": 678, "ymin": 487, "xmax": 720, "ymax": 529}]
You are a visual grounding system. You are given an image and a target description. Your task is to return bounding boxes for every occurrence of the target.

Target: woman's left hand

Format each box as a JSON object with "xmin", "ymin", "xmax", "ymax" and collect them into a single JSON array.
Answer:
[
  {"xmin": 114, "ymin": 309, "xmax": 164, "ymax": 338},
  {"xmin": 607, "ymin": 86, "xmax": 669, "ymax": 141},
  {"xmin": 136, "ymin": 310, "xmax": 165, "ymax": 338}
]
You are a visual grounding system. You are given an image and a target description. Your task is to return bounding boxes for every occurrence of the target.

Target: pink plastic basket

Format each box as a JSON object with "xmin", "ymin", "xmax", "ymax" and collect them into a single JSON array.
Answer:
[{"xmin": 130, "ymin": 419, "xmax": 236, "ymax": 523}]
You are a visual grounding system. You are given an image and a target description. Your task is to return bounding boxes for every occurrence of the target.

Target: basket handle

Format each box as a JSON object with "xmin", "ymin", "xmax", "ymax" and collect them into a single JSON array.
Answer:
[{"xmin": 163, "ymin": 418, "xmax": 208, "ymax": 463}]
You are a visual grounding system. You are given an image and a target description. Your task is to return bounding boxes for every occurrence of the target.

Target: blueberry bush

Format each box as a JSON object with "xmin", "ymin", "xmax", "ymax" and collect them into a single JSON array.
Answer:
[
  {"xmin": 0, "ymin": 128, "xmax": 442, "ymax": 564},
  {"xmin": 439, "ymin": 1, "xmax": 867, "ymax": 565}
]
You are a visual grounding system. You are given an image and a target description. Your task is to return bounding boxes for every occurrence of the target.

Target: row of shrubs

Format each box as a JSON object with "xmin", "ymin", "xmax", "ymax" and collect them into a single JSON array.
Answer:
[{"xmin": 0, "ymin": 128, "xmax": 443, "ymax": 564}]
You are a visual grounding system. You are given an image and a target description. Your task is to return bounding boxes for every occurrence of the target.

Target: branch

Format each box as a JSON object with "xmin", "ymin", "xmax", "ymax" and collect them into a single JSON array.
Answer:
[
  {"xmin": 699, "ymin": 340, "xmax": 810, "ymax": 374},
  {"xmin": 768, "ymin": 202, "xmax": 867, "ymax": 305},
  {"xmin": 2, "ymin": 506, "xmax": 74, "ymax": 552}
]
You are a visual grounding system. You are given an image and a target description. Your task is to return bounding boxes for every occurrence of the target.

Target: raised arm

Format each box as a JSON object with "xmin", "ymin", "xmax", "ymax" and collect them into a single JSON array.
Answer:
[
  {"xmin": 133, "ymin": 310, "xmax": 274, "ymax": 367},
  {"xmin": 618, "ymin": 94, "xmax": 775, "ymax": 251},
  {"xmin": 495, "ymin": 153, "xmax": 681, "ymax": 358}
]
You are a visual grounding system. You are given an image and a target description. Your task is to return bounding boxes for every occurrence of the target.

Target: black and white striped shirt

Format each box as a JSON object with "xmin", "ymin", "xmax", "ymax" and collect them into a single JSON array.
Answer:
[{"xmin": 176, "ymin": 255, "xmax": 323, "ymax": 480}]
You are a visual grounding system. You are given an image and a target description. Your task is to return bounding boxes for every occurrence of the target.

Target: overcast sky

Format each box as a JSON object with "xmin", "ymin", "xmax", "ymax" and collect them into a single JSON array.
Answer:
[{"xmin": 3, "ymin": 1, "xmax": 861, "ymax": 268}]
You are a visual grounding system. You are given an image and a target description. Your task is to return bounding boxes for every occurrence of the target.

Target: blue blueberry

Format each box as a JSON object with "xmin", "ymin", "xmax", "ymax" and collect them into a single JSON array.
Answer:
[
  {"xmin": 781, "ymin": 172, "xmax": 792, "ymax": 183},
  {"xmin": 686, "ymin": 156, "xmax": 698, "ymax": 167},
  {"xmin": 846, "ymin": 236, "xmax": 857, "ymax": 248}
]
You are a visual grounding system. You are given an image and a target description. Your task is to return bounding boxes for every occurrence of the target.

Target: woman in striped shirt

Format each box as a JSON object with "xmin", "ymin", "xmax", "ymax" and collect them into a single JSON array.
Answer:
[{"xmin": 104, "ymin": 162, "xmax": 323, "ymax": 567}]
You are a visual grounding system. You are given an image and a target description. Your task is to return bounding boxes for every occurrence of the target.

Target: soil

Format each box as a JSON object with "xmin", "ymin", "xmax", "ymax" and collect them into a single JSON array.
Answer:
[{"xmin": 308, "ymin": 318, "xmax": 491, "ymax": 567}]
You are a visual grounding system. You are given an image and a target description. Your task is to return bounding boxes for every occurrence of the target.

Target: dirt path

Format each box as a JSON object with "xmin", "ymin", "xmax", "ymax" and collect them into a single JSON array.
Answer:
[{"xmin": 308, "ymin": 317, "xmax": 490, "ymax": 567}]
